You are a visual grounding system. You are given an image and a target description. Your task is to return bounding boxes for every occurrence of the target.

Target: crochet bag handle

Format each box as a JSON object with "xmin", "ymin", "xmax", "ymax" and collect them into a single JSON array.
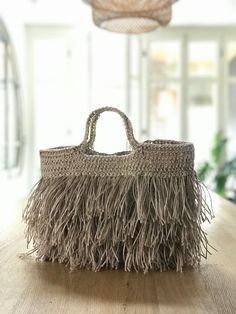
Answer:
[{"xmin": 81, "ymin": 106, "xmax": 140, "ymax": 150}]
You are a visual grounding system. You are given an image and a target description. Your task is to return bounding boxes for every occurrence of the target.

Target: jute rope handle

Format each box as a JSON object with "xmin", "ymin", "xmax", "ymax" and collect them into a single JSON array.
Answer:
[{"xmin": 80, "ymin": 107, "xmax": 140, "ymax": 150}]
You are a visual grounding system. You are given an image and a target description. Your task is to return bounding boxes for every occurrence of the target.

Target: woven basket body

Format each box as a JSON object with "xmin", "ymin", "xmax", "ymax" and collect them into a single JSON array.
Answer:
[
  {"xmin": 84, "ymin": 0, "xmax": 175, "ymax": 33},
  {"xmin": 23, "ymin": 107, "xmax": 213, "ymax": 273}
]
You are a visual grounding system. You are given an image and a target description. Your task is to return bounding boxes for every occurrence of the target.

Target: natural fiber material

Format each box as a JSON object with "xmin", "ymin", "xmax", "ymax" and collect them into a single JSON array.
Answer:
[
  {"xmin": 23, "ymin": 107, "xmax": 214, "ymax": 273},
  {"xmin": 83, "ymin": 0, "xmax": 178, "ymax": 34}
]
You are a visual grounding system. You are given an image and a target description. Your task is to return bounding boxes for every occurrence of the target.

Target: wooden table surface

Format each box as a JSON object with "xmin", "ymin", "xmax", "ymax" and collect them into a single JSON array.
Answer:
[{"xmin": 1, "ymin": 194, "xmax": 236, "ymax": 314}]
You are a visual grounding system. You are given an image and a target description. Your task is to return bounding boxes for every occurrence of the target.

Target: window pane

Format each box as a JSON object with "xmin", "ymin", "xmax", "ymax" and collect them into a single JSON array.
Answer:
[
  {"xmin": 149, "ymin": 41, "xmax": 181, "ymax": 79},
  {"xmin": 0, "ymin": 21, "xmax": 23, "ymax": 173},
  {"xmin": 188, "ymin": 42, "xmax": 218, "ymax": 77},
  {"xmin": 188, "ymin": 82, "xmax": 217, "ymax": 163},
  {"xmin": 150, "ymin": 84, "xmax": 180, "ymax": 140},
  {"xmin": 129, "ymin": 37, "xmax": 140, "ymax": 78},
  {"xmin": 7, "ymin": 47, "xmax": 14, "ymax": 81},
  {"xmin": 227, "ymin": 42, "xmax": 236, "ymax": 77},
  {"xmin": 0, "ymin": 86, "xmax": 5, "ymax": 169},
  {"xmin": 0, "ymin": 41, "xmax": 5, "ymax": 81},
  {"xmin": 227, "ymin": 84, "xmax": 236, "ymax": 159},
  {"xmin": 7, "ymin": 83, "xmax": 18, "ymax": 168}
]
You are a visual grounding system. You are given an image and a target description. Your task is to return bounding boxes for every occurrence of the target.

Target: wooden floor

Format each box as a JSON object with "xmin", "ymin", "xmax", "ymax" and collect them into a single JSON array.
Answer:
[{"xmin": 1, "ymin": 194, "xmax": 236, "ymax": 314}]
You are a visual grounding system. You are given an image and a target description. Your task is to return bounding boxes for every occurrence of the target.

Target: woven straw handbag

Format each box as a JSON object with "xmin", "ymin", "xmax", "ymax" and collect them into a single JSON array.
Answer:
[{"xmin": 23, "ymin": 106, "xmax": 214, "ymax": 273}]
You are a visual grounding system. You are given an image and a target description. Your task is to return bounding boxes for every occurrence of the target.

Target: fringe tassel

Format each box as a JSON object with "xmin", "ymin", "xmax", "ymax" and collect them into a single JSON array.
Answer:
[{"xmin": 22, "ymin": 173, "xmax": 214, "ymax": 273}]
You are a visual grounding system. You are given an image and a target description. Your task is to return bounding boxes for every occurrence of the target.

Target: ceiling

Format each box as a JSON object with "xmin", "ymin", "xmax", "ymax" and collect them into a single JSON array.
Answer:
[{"xmin": 173, "ymin": 0, "xmax": 236, "ymax": 25}]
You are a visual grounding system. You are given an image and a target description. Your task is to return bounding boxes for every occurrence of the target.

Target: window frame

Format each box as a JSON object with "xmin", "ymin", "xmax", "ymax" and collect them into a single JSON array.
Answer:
[{"xmin": 0, "ymin": 18, "xmax": 24, "ymax": 177}]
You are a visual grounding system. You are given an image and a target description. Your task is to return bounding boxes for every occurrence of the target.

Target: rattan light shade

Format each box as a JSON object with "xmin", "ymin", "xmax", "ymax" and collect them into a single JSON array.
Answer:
[{"xmin": 83, "ymin": 0, "xmax": 178, "ymax": 34}]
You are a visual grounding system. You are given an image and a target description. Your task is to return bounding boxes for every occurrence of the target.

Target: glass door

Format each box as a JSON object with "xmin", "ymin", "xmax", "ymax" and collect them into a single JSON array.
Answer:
[{"xmin": 139, "ymin": 36, "xmax": 220, "ymax": 164}]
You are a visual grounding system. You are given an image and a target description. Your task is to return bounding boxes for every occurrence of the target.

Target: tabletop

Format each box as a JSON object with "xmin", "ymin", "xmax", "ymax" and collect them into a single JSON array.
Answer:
[{"xmin": 0, "ymin": 194, "xmax": 236, "ymax": 314}]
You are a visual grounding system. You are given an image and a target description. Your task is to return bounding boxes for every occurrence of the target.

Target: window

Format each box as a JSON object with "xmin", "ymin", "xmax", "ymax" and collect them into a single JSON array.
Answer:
[
  {"xmin": 128, "ymin": 29, "xmax": 236, "ymax": 165},
  {"xmin": 188, "ymin": 41, "xmax": 218, "ymax": 77},
  {"xmin": 0, "ymin": 19, "xmax": 23, "ymax": 173}
]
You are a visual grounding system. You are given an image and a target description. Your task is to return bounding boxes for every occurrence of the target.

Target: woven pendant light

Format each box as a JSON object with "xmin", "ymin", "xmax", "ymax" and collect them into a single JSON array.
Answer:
[{"xmin": 83, "ymin": 0, "xmax": 178, "ymax": 34}]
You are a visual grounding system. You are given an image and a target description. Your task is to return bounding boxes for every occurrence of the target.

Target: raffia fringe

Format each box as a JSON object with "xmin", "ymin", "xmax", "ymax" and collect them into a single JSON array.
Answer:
[{"xmin": 22, "ymin": 173, "xmax": 214, "ymax": 273}]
